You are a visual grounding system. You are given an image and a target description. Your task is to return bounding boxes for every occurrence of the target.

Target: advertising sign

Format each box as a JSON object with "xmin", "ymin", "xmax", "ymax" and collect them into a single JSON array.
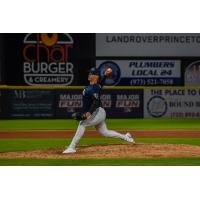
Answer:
[
  {"xmin": 55, "ymin": 89, "xmax": 83, "ymax": 118},
  {"xmin": 23, "ymin": 33, "xmax": 74, "ymax": 85},
  {"xmin": 96, "ymin": 33, "xmax": 200, "ymax": 57},
  {"xmin": 185, "ymin": 61, "xmax": 200, "ymax": 86},
  {"xmin": 103, "ymin": 89, "xmax": 143, "ymax": 118},
  {"xmin": 0, "ymin": 90, "xmax": 3, "ymax": 118},
  {"xmin": 144, "ymin": 89, "xmax": 200, "ymax": 118},
  {"xmin": 1, "ymin": 88, "xmax": 143, "ymax": 119},
  {"xmin": 97, "ymin": 60, "xmax": 181, "ymax": 86},
  {"xmin": 0, "ymin": 90, "xmax": 8, "ymax": 118},
  {"xmin": 4, "ymin": 33, "xmax": 95, "ymax": 86},
  {"xmin": 56, "ymin": 89, "xmax": 143, "ymax": 118},
  {"xmin": 9, "ymin": 89, "xmax": 55, "ymax": 118}
]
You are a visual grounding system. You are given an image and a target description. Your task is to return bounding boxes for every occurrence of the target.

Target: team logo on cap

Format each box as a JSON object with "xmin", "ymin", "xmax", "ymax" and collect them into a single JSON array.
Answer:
[{"xmin": 23, "ymin": 33, "xmax": 74, "ymax": 86}]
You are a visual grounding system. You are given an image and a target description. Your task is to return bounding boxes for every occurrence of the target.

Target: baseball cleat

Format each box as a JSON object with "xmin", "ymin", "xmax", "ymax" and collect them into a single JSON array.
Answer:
[
  {"xmin": 63, "ymin": 147, "xmax": 76, "ymax": 154},
  {"xmin": 124, "ymin": 133, "xmax": 135, "ymax": 143}
]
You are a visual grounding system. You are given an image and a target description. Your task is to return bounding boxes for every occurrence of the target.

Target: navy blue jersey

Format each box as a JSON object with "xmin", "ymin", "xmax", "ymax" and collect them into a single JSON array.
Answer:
[{"xmin": 82, "ymin": 76, "xmax": 106, "ymax": 114}]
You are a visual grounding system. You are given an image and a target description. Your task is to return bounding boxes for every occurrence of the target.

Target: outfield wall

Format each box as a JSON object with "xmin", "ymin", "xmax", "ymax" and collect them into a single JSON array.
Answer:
[
  {"xmin": 0, "ymin": 86, "xmax": 200, "ymax": 119},
  {"xmin": 1, "ymin": 33, "xmax": 200, "ymax": 119},
  {"xmin": 0, "ymin": 88, "xmax": 143, "ymax": 119},
  {"xmin": 1, "ymin": 33, "xmax": 200, "ymax": 87}
]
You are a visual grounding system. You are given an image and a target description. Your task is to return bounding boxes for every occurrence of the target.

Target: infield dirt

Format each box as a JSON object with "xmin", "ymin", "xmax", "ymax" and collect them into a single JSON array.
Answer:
[
  {"xmin": 1, "ymin": 130, "xmax": 200, "ymax": 159},
  {"xmin": 1, "ymin": 143, "xmax": 200, "ymax": 159}
]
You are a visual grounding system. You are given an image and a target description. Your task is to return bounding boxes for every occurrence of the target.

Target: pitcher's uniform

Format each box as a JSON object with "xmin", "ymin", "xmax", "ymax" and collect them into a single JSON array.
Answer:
[{"xmin": 63, "ymin": 68, "xmax": 134, "ymax": 154}]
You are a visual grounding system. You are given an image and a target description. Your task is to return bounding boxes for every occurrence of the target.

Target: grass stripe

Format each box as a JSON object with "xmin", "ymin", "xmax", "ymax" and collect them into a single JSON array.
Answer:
[
  {"xmin": 1, "ymin": 119, "xmax": 200, "ymax": 130},
  {"xmin": 1, "ymin": 138, "xmax": 200, "ymax": 153},
  {"xmin": 0, "ymin": 158, "xmax": 200, "ymax": 166}
]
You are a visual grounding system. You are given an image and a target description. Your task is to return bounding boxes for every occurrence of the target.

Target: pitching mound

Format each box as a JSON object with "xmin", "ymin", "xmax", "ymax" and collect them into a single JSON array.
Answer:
[{"xmin": 1, "ymin": 143, "xmax": 200, "ymax": 159}]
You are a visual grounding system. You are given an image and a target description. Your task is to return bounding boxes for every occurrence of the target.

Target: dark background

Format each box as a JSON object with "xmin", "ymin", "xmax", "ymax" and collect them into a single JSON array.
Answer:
[
  {"xmin": 0, "ymin": 35, "xmax": 4, "ymax": 84},
  {"xmin": 1, "ymin": 33, "xmax": 95, "ymax": 85}
]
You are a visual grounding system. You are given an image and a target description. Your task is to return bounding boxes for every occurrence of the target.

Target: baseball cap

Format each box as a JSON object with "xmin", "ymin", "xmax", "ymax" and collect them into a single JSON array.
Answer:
[{"xmin": 88, "ymin": 67, "xmax": 100, "ymax": 76}]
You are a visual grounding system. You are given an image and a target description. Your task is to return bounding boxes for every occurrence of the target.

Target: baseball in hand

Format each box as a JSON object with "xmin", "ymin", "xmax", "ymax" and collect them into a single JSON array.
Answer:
[{"xmin": 105, "ymin": 68, "xmax": 112, "ymax": 78}]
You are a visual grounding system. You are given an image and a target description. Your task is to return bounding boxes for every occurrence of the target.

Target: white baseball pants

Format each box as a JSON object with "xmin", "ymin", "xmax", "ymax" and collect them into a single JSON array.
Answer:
[{"xmin": 68, "ymin": 107, "xmax": 127, "ymax": 149}]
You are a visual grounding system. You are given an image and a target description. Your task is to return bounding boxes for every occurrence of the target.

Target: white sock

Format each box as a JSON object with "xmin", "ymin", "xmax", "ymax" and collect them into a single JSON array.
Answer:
[{"xmin": 68, "ymin": 123, "xmax": 86, "ymax": 149}]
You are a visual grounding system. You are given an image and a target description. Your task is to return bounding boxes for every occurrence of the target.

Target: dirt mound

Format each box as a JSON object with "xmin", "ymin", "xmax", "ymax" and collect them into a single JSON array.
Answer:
[{"xmin": 1, "ymin": 144, "xmax": 200, "ymax": 159}]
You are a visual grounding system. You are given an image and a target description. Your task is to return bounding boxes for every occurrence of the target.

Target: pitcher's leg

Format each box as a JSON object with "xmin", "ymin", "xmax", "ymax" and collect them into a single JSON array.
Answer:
[
  {"xmin": 95, "ymin": 121, "xmax": 125, "ymax": 139},
  {"xmin": 63, "ymin": 122, "xmax": 86, "ymax": 153},
  {"xmin": 95, "ymin": 121, "xmax": 135, "ymax": 143}
]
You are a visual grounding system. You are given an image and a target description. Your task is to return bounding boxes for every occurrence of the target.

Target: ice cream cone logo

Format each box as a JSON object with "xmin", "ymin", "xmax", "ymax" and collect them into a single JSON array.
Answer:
[{"xmin": 41, "ymin": 33, "xmax": 58, "ymax": 46}]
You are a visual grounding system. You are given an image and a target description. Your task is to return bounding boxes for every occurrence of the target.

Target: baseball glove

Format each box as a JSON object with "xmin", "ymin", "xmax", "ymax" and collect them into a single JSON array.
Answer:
[{"xmin": 71, "ymin": 112, "xmax": 86, "ymax": 121}]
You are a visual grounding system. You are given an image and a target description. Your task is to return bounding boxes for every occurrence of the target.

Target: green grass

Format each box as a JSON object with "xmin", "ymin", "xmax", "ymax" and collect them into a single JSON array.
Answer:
[
  {"xmin": 0, "ymin": 138, "xmax": 124, "ymax": 153},
  {"xmin": 1, "ymin": 138, "xmax": 200, "ymax": 153},
  {"xmin": 137, "ymin": 138, "xmax": 200, "ymax": 146},
  {"xmin": 1, "ymin": 138, "xmax": 200, "ymax": 165},
  {"xmin": 1, "ymin": 118, "xmax": 200, "ymax": 130},
  {"xmin": 0, "ymin": 118, "xmax": 200, "ymax": 166},
  {"xmin": 0, "ymin": 158, "xmax": 200, "ymax": 166}
]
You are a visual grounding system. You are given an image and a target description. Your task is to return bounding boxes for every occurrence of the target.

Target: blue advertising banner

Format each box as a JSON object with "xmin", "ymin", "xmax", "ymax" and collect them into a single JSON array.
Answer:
[
  {"xmin": 55, "ymin": 89, "xmax": 83, "ymax": 118},
  {"xmin": 55, "ymin": 89, "xmax": 143, "ymax": 118},
  {"xmin": 96, "ymin": 60, "xmax": 181, "ymax": 86},
  {"xmin": 4, "ymin": 89, "xmax": 143, "ymax": 119},
  {"xmin": 101, "ymin": 89, "xmax": 143, "ymax": 118}
]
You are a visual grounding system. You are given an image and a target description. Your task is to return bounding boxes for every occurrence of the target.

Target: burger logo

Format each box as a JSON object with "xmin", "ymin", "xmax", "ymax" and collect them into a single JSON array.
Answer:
[{"xmin": 23, "ymin": 33, "xmax": 74, "ymax": 85}]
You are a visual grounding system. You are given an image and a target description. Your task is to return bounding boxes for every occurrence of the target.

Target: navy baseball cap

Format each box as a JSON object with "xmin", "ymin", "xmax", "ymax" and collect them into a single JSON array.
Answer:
[{"xmin": 88, "ymin": 67, "xmax": 100, "ymax": 76}]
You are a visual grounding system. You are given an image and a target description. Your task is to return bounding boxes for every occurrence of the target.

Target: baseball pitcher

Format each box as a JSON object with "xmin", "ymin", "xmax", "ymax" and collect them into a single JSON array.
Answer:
[{"xmin": 63, "ymin": 67, "xmax": 135, "ymax": 154}]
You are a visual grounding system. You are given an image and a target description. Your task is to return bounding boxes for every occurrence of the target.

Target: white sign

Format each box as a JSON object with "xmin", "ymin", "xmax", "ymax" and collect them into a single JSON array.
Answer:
[
  {"xmin": 96, "ymin": 60, "xmax": 181, "ymax": 86},
  {"xmin": 96, "ymin": 33, "xmax": 200, "ymax": 56},
  {"xmin": 144, "ymin": 89, "xmax": 200, "ymax": 118}
]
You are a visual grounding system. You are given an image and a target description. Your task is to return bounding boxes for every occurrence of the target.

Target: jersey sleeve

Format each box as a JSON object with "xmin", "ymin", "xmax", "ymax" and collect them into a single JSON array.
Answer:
[{"xmin": 88, "ymin": 86, "xmax": 101, "ymax": 114}]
